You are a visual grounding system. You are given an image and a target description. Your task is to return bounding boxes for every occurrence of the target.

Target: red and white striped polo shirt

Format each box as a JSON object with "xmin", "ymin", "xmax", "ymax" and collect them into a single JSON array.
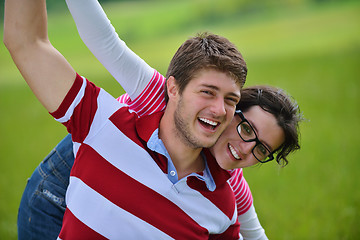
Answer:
[
  {"xmin": 119, "ymin": 70, "xmax": 254, "ymax": 218},
  {"xmin": 52, "ymin": 73, "xmax": 239, "ymax": 239}
]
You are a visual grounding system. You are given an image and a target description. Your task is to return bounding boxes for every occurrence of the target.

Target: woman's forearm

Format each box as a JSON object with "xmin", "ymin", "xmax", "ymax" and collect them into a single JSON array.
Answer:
[
  {"xmin": 65, "ymin": 0, "xmax": 154, "ymax": 100},
  {"xmin": 238, "ymin": 204, "xmax": 268, "ymax": 240}
]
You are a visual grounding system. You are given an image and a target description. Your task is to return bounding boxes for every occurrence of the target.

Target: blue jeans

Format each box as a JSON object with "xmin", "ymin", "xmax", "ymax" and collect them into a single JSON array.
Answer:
[{"xmin": 17, "ymin": 134, "xmax": 74, "ymax": 240}]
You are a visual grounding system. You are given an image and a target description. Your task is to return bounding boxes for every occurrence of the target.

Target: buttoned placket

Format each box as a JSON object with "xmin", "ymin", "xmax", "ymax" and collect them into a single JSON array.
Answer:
[{"xmin": 147, "ymin": 129, "xmax": 216, "ymax": 191}]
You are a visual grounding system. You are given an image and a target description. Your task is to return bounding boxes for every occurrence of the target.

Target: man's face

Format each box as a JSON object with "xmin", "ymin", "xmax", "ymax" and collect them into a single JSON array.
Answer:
[{"xmin": 172, "ymin": 69, "xmax": 241, "ymax": 149}]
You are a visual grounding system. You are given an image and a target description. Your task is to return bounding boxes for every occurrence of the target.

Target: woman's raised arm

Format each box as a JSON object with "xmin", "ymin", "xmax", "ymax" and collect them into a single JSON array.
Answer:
[{"xmin": 65, "ymin": 0, "xmax": 154, "ymax": 100}]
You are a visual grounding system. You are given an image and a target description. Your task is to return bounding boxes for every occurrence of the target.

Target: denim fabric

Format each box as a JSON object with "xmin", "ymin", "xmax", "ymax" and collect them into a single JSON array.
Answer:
[{"xmin": 17, "ymin": 134, "xmax": 74, "ymax": 240}]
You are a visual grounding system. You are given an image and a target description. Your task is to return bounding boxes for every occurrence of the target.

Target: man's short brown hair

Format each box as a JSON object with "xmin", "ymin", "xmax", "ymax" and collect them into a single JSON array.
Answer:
[{"xmin": 165, "ymin": 32, "xmax": 247, "ymax": 102}]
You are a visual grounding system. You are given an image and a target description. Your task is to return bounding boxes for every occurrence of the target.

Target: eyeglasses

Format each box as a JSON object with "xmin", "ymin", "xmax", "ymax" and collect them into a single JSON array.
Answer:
[{"xmin": 235, "ymin": 110, "xmax": 275, "ymax": 163}]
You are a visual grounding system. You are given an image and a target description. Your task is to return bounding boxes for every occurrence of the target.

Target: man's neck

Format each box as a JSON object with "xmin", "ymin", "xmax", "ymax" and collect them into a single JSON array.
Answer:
[{"xmin": 159, "ymin": 113, "xmax": 205, "ymax": 180}]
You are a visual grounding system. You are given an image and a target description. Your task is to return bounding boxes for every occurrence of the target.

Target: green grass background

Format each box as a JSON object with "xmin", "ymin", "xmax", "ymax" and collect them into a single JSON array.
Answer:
[{"xmin": 0, "ymin": 0, "xmax": 359, "ymax": 239}]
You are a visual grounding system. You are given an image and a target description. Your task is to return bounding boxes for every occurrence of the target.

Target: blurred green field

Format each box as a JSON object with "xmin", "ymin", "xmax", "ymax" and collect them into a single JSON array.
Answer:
[{"xmin": 1, "ymin": 0, "xmax": 359, "ymax": 239}]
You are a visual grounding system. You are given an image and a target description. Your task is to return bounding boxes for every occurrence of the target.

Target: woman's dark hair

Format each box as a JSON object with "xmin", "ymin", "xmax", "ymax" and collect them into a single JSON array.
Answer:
[{"xmin": 237, "ymin": 85, "xmax": 303, "ymax": 166}]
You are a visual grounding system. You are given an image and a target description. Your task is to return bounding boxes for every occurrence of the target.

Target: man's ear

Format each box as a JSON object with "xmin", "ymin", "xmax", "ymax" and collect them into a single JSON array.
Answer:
[{"xmin": 166, "ymin": 76, "xmax": 178, "ymax": 100}]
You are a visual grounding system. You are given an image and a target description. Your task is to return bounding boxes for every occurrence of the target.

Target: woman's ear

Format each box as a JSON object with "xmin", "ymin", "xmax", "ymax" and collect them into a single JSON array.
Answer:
[{"xmin": 166, "ymin": 76, "xmax": 178, "ymax": 101}]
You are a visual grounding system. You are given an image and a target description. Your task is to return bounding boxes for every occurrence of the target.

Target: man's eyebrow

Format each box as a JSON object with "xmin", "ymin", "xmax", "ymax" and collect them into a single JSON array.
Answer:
[
  {"xmin": 248, "ymin": 119, "xmax": 273, "ymax": 151},
  {"xmin": 201, "ymin": 84, "xmax": 219, "ymax": 90},
  {"xmin": 201, "ymin": 84, "xmax": 240, "ymax": 99}
]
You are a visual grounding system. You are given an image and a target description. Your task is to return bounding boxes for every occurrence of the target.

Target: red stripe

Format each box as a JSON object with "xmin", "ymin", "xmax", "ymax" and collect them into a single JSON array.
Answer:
[
  {"xmin": 125, "ymin": 71, "xmax": 158, "ymax": 111},
  {"xmin": 71, "ymin": 144, "xmax": 209, "ymax": 239},
  {"xmin": 59, "ymin": 209, "xmax": 108, "ymax": 240},
  {"xmin": 229, "ymin": 169, "xmax": 253, "ymax": 215},
  {"xmin": 144, "ymin": 94, "xmax": 166, "ymax": 115},
  {"xmin": 109, "ymin": 108, "xmax": 168, "ymax": 173},
  {"xmin": 187, "ymin": 176, "xmax": 236, "ymax": 220},
  {"xmin": 187, "ymin": 150, "xmax": 235, "ymax": 220},
  {"xmin": 67, "ymin": 79, "xmax": 100, "ymax": 143},
  {"xmin": 208, "ymin": 221, "xmax": 240, "ymax": 240},
  {"xmin": 50, "ymin": 74, "xmax": 101, "ymax": 144},
  {"xmin": 115, "ymin": 71, "xmax": 166, "ymax": 116},
  {"xmin": 237, "ymin": 180, "xmax": 253, "ymax": 215},
  {"xmin": 51, "ymin": 73, "xmax": 83, "ymax": 119},
  {"xmin": 116, "ymin": 94, "xmax": 127, "ymax": 103},
  {"xmin": 130, "ymin": 71, "xmax": 165, "ymax": 115}
]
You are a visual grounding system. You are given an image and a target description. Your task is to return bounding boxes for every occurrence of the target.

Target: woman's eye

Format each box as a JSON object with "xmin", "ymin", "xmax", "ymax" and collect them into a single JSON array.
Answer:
[
  {"xmin": 241, "ymin": 123, "xmax": 254, "ymax": 138},
  {"xmin": 257, "ymin": 145, "xmax": 268, "ymax": 156},
  {"xmin": 241, "ymin": 124, "xmax": 252, "ymax": 135}
]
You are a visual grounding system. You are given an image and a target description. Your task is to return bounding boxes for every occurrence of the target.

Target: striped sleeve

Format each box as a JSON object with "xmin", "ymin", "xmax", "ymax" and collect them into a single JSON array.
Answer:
[
  {"xmin": 228, "ymin": 169, "xmax": 253, "ymax": 216},
  {"xmin": 116, "ymin": 70, "xmax": 166, "ymax": 117},
  {"xmin": 51, "ymin": 74, "xmax": 98, "ymax": 144},
  {"xmin": 116, "ymin": 94, "xmax": 130, "ymax": 104},
  {"xmin": 51, "ymin": 73, "xmax": 121, "ymax": 145}
]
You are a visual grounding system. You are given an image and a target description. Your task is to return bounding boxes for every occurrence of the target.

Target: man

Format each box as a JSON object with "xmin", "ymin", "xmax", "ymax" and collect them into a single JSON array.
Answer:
[{"xmin": 4, "ymin": 0, "xmax": 246, "ymax": 238}]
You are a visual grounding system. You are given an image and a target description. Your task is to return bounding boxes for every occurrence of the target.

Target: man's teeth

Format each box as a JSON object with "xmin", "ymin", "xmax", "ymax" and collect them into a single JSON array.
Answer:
[
  {"xmin": 229, "ymin": 144, "xmax": 240, "ymax": 160},
  {"xmin": 199, "ymin": 118, "xmax": 218, "ymax": 126}
]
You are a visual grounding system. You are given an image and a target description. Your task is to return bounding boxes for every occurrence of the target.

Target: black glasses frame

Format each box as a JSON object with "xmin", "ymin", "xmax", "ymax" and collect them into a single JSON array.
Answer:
[{"xmin": 235, "ymin": 110, "xmax": 275, "ymax": 163}]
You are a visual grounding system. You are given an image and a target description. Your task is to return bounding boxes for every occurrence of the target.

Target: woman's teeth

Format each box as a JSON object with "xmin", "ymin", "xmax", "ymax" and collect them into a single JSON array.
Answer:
[{"xmin": 229, "ymin": 144, "xmax": 240, "ymax": 160}]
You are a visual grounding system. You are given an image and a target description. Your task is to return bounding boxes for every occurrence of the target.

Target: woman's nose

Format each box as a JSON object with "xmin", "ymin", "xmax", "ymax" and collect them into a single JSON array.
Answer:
[{"xmin": 240, "ymin": 140, "xmax": 256, "ymax": 155}]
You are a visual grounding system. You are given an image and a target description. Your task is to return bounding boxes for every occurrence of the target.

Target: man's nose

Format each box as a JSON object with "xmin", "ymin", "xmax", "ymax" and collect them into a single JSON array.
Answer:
[{"xmin": 210, "ymin": 97, "xmax": 226, "ymax": 117}]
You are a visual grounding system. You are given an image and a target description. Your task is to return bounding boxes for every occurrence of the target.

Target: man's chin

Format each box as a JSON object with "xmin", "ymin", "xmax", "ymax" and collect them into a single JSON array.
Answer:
[{"xmin": 198, "ymin": 138, "xmax": 218, "ymax": 149}]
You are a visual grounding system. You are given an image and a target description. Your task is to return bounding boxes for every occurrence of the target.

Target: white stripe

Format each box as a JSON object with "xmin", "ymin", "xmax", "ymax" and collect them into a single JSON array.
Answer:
[
  {"xmin": 229, "ymin": 169, "xmax": 252, "ymax": 213},
  {"xmin": 146, "ymin": 102, "xmax": 166, "ymax": 116},
  {"xmin": 67, "ymin": 176, "xmax": 174, "ymax": 239},
  {"xmin": 129, "ymin": 70, "xmax": 159, "ymax": 106},
  {"xmin": 237, "ymin": 191, "xmax": 251, "ymax": 211},
  {"xmin": 72, "ymin": 142, "xmax": 80, "ymax": 157},
  {"xmin": 55, "ymin": 76, "xmax": 87, "ymax": 123},
  {"xmin": 85, "ymin": 88, "xmax": 124, "ymax": 141},
  {"xmin": 138, "ymin": 92, "xmax": 165, "ymax": 116},
  {"xmin": 134, "ymin": 80, "xmax": 164, "ymax": 115}
]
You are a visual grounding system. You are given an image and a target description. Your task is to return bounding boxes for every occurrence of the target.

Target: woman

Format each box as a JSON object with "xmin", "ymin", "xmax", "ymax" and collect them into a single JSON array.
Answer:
[{"xmin": 17, "ymin": 0, "xmax": 302, "ymax": 239}]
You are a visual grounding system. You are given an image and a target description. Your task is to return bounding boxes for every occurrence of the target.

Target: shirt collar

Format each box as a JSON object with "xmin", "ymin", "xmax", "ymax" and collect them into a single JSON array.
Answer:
[
  {"xmin": 147, "ymin": 128, "xmax": 216, "ymax": 191},
  {"xmin": 135, "ymin": 111, "xmax": 164, "ymax": 142},
  {"xmin": 135, "ymin": 112, "xmax": 230, "ymax": 190},
  {"xmin": 201, "ymin": 149, "xmax": 232, "ymax": 187}
]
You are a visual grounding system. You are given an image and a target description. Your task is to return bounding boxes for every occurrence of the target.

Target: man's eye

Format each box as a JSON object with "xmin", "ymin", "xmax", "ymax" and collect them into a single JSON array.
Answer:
[
  {"xmin": 225, "ymin": 98, "xmax": 238, "ymax": 106},
  {"xmin": 201, "ymin": 90, "xmax": 213, "ymax": 95}
]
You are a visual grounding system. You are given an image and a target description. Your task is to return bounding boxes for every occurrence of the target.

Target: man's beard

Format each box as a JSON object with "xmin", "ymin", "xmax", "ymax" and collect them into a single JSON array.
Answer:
[{"xmin": 173, "ymin": 98, "xmax": 215, "ymax": 149}]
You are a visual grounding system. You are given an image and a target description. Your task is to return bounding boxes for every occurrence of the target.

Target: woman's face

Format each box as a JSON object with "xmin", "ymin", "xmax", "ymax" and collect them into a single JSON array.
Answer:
[{"xmin": 210, "ymin": 105, "xmax": 285, "ymax": 170}]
